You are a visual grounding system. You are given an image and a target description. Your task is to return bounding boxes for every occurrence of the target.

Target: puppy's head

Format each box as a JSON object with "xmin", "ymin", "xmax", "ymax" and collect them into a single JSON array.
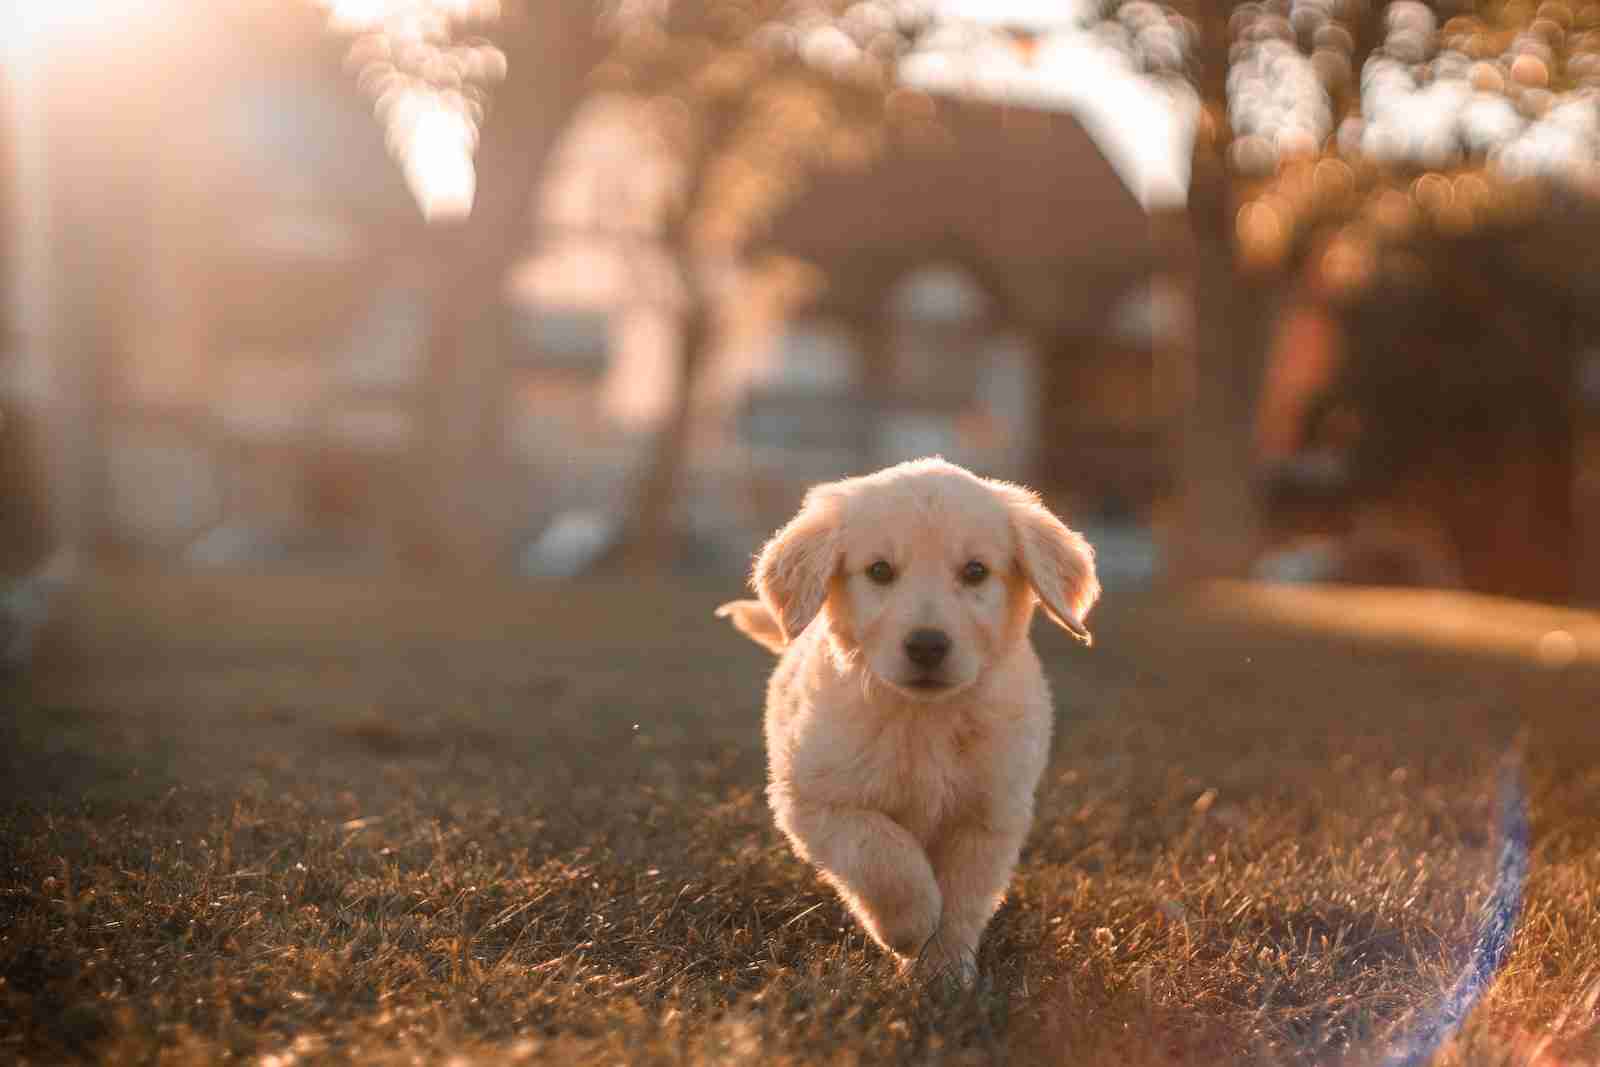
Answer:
[{"xmin": 753, "ymin": 458, "xmax": 1099, "ymax": 701}]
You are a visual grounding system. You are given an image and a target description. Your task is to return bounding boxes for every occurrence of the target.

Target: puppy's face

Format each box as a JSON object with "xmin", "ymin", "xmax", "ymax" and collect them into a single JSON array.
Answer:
[
  {"xmin": 754, "ymin": 459, "xmax": 1099, "ymax": 702},
  {"xmin": 829, "ymin": 475, "xmax": 1015, "ymax": 697}
]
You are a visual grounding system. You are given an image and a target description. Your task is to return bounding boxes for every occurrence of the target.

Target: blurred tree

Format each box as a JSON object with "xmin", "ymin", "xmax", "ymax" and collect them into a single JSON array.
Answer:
[
  {"xmin": 323, "ymin": 1, "xmax": 933, "ymax": 571},
  {"xmin": 1102, "ymin": 0, "xmax": 1600, "ymax": 598},
  {"xmin": 418, "ymin": 3, "xmax": 606, "ymax": 571},
  {"xmin": 592, "ymin": 1, "xmax": 932, "ymax": 570},
  {"xmin": 316, "ymin": 0, "xmax": 606, "ymax": 570}
]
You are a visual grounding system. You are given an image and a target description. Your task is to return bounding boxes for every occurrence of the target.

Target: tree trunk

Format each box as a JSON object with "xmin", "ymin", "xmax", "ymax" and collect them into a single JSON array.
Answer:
[
  {"xmin": 607, "ymin": 89, "xmax": 750, "ymax": 575},
  {"xmin": 414, "ymin": 3, "xmax": 602, "ymax": 572},
  {"xmin": 618, "ymin": 300, "xmax": 713, "ymax": 574},
  {"xmin": 1168, "ymin": 152, "xmax": 1276, "ymax": 583}
]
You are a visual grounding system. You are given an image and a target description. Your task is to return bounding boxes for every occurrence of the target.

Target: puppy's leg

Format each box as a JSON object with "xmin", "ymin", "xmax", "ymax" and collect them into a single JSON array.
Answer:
[
  {"xmin": 782, "ymin": 805, "xmax": 941, "ymax": 961},
  {"xmin": 925, "ymin": 823, "xmax": 1028, "ymax": 983}
]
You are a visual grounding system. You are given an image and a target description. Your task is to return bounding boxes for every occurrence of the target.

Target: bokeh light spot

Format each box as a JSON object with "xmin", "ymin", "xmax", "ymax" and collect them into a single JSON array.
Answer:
[
  {"xmin": 317, "ymin": 0, "xmax": 506, "ymax": 222},
  {"xmin": 1536, "ymin": 629, "xmax": 1579, "ymax": 667}
]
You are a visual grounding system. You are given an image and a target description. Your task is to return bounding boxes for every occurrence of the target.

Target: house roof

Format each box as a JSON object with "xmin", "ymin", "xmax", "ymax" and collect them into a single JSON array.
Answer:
[{"xmin": 756, "ymin": 92, "xmax": 1158, "ymax": 335}]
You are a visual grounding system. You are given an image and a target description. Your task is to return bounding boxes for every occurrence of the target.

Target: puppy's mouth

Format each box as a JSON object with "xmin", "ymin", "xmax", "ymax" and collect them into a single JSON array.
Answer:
[{"xmin": 900, "ymin": 675, "xmax": 957, "ymax": 695}]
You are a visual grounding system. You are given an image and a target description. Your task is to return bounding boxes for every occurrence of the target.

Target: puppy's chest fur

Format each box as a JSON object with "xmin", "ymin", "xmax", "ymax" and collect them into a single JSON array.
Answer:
[
  {"xmin": 847, "ymin": 707, "xmax": 992, "ymax": 842},
  {"xmin": 766, "ymin": 634, "xmax": 1027, "ymax": 846}
]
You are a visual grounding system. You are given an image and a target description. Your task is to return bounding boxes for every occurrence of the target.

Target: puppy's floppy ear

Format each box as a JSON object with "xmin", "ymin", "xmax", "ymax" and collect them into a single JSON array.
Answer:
[
  {"xmin": 714, "ymin": 599, "xmax": 787, "ymax": 655},
  {"xmin": 752, "ymin": 488, "xmax": 841, "ymax": 642},
  {"xmin": 1002, "ymin": 486, "xmax": 1100, "ymax": 645}
]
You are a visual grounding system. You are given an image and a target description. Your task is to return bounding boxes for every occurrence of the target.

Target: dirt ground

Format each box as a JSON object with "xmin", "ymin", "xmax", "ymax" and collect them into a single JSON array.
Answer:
[{"xmin": 2, "ymin": 570, "xmax": 1598, "ymax": 1064}]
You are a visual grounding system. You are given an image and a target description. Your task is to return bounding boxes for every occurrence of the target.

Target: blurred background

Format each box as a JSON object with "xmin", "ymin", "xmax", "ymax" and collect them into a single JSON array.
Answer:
[{"xmin": 4, "ymin": 0, "xmax": 1600, "ymax": 638}]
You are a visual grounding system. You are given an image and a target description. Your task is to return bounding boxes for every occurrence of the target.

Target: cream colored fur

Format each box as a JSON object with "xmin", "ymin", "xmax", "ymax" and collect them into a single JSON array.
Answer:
[{"xmin": 719, "ymin": 458, "xmax": 1099, "ymax": 982}]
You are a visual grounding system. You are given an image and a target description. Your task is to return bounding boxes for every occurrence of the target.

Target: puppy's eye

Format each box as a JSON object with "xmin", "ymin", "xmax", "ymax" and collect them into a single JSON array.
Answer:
[
  {"xmin": 960, "ymin": 560, "xmax": 989, "ymax": 586},
  {"xmin": 866, "ymin": 560, "xmax": 896, "ymax": 585}
]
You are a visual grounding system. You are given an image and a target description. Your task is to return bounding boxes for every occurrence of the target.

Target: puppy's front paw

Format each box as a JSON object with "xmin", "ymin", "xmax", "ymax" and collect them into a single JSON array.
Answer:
[
  {"xmin": 785, "ymin": 805, "xmax": 944, "ymax": 964},
  {"xmin": 859, "ymin": 880, "xmax": 942, "ymax": 961},
  {"xmin": 908, "ymin": 932, "xmax": 979, "ymax": 989}
]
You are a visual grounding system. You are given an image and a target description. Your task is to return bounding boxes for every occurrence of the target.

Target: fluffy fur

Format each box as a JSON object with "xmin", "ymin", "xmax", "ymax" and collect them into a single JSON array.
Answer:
[{"xmin": 717, "ymin": 458, "xmax": 1099, "ymax": 981}]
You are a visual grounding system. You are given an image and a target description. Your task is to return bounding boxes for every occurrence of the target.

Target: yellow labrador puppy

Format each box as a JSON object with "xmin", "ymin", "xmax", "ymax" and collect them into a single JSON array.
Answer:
[{"xmin": 721, "ymin": 458, "xmax": 1098, "ymax": 981}]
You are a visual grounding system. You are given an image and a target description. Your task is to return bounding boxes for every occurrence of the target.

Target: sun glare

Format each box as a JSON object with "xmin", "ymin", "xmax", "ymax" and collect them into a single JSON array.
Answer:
[
  {"xmin": 401, "ymin": 101, "xmax": 478, "ymax": 221},
  {"xmin": 316, "ymin": 0, "xmax": 505, "ymax": 222}
]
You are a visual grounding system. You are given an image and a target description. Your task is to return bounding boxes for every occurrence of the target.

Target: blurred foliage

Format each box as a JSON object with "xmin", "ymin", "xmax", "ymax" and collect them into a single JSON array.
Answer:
[
  {"xmin": 1078, "ymin": 0, "xmax": 1600, "ymax": 273},
  {"xmin": 554, "ymin": 2, "xmax": 941, "ymax": 568},
  {"xmin": 304, "ymin": 0, "xmax": 1600, "ymax": 356},
  {"xmin": 309, "ymin": 0, "xmax": 509, "ymax": 219},
  {"xmin": 315, "ymin": 1, "xmax": 940, "ymax": 260},
  {"xmin": 590, "ymin": 2, "xmax": 936, "ymax": 256},
  {"xmin": 1075, "ymin": 0, "xmax": 1598, "ymax": 597}
]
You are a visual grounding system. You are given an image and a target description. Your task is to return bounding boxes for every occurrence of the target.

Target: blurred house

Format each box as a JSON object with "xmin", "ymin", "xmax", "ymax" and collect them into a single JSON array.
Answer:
[
  {"xmin": 498, "ymin": 306, "xmax": 639, "ymax": 524},
  {"xmin": 721, "ymin": 269, "xmax": 1032, "ymax": 485},
  {"xmin": 503, "ymin": 87, "xmax": 1174, "ymax": 568},
  {"xmin": 735, "ymin": 94, "xmax": 1171, "ymax": 525}
]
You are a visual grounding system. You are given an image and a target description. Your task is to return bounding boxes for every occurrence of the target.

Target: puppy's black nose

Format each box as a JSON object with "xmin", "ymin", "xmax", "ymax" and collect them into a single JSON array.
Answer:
[{"xmin": 904, "ymin": 628, "xmax": 951, "ymax": 669}]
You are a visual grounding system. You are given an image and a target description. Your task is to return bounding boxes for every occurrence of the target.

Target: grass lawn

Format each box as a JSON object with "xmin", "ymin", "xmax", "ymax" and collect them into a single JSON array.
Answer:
[{"xmin": 2, "ymin": 571, "xmax": 1598, "ymax": 1065}]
